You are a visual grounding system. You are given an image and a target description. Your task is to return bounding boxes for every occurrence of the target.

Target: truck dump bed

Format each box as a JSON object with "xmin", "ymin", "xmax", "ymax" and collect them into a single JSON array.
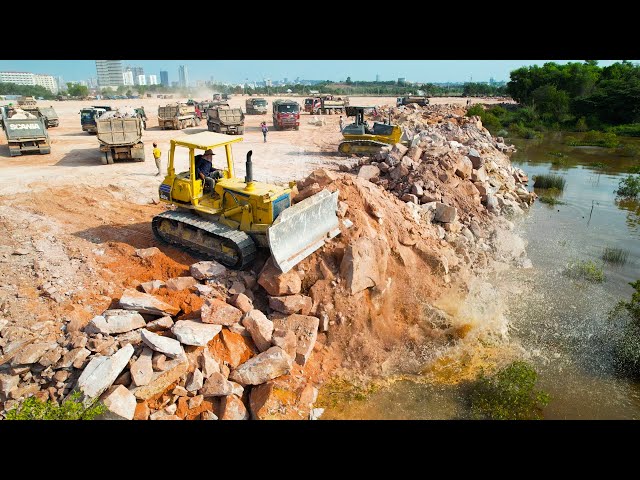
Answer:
[
  {"xmin": 96, "ymin": 117, "xmax": 143, "ymax": 146},
  {"xmin": 158, "ymin": 104, "xmax": 195, "ymax": 119},
  {"xmin": 3, "ymin": 117, "xmax": 48, "ymax": 141},
  {"xmin": 210, "ymin": 108, "xmax": 244, "ymax": 125}
]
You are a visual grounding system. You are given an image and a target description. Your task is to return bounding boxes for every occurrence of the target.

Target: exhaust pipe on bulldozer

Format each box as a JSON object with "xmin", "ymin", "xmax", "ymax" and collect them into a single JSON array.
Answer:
[{"xmin": 245, "ymin": 150, "xmax": 254, "ymax": 191}]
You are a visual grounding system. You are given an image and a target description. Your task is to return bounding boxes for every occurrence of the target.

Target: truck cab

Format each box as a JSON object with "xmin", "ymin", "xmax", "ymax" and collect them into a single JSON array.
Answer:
[
  {"xmin": 272, "ymin": 100, "xmax": 300, "ymax": 130},
  {"xmin": 80, "ymin": 105, "xmax": 112, "ymax": 133}
]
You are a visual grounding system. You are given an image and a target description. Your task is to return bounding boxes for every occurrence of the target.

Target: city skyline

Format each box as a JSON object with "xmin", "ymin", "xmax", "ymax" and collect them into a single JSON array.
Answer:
[{"xmin": 0, "ymin": 60, "xmax": 633, "ymax": 86}]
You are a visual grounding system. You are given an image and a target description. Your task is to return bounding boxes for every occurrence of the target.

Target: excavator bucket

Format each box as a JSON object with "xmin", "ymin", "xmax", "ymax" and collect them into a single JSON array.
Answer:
[{"xmin": 267, "ymin": 189, "xmax": 341, "ymax": 273}]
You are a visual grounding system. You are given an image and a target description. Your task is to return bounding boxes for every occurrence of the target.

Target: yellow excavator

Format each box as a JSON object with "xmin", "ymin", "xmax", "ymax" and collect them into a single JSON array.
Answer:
[
  {"xmin": 153, "ymin": 131, "xmax": 340, "ymax": 273},
  {"xmin": 338, "ymin": 106, "xmax": 403, "ymax": 156}
]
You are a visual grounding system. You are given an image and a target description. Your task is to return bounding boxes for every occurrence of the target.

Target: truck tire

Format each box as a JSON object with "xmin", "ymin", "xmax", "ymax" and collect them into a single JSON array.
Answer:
[
  {"xmin": 101, "ymin": 153, "xmax": 108, "ymax": 165},
  {"xmin": 295, "ymin": 126, "xmax": 299, "ymax": 131},
  {"xmin": 106, "ymin": 151, "xmax": 114, "ymax": 164}
]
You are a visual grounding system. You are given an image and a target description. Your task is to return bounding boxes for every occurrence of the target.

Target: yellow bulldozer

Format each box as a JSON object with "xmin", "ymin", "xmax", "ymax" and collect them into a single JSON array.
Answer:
[
  {"xmin": 338, "ymin": 106, "xmax": 403, "ymax": 156},
  {"xmin": 153, "ymin": 132, "xmax": 340, "ymax": 273}
]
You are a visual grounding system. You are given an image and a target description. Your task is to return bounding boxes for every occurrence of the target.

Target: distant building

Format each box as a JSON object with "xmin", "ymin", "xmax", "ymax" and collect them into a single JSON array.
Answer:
[
  {"xmin": 88, "ymin": 77, "xmax": 98, "ymax": 88},
  {"xmin": 148, "ymin": 75, "xmax": 158, "ymax": 85},
  {"xmin": 376, "ymin": 74, "xmax": 380, "ymax": 82},
  {"xmin": 171, "ymin": 81, "xmax": 179, "ymax": 88},
  {"xmin": 265, "ymin": 78, "xmax": 272, "ymax": 87},
  {"xmin": 178, "ymin": 65, "xmax": 189, "ymax": 88},
  {"xmin": 0, "ymin": 71, "xmax": 58, "ymax": 93},
  {"xmin": 123, "ymin": 71, "xmax": 134, "ymax": 86},
  {"xmin": 57, "ymin": 76, "xmax": 65, "ymax": 92},
  {"xmin": 397, "ymin": 77, "xmax": 406, "ymax": 85},
  {"xmin": 137, "ymin": 75, "xmax": 146, "ymax": 86},
  {"xmin": 160, "ymin": 70, "xmax": 169, "ymax": 87},
  {"xmin": 96, "ymin": 60, "xmax": 124, "ymax": 88}
]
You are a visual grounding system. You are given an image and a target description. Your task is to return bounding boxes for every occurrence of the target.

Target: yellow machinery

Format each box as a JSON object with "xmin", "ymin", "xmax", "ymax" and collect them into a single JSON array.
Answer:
[
  {"xmin": 338, "ymin": 106, "xmax": 403, "ymax": 156},
  {"xmin": 153, "ymin": 131, "xmax": 340, "ymax": 272}
]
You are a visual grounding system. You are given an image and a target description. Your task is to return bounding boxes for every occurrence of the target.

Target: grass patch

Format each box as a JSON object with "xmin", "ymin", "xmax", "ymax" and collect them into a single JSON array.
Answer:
[
  {"xmin": 469, "ymin": 361, "xmax": 550, "ymax": 420},
  {"xmin": 602, "ymin": 247, "xmax": 630, "ymax": 266},
  {"xmin": 547, "ymin": 151, "xmax": 567, "ymax": 158},
  {"xmin": 564, "ymin": 260, "xmax": 605, "ymax": 283},
  {"xmin": 5, "ymin": 391, "xmax": 106, "ymax": 420},
  {"xmin": 533, "ymin": 174, "xmax": 566, "ymax": 190},
  {"xmin": 566, "ymin": 130, "xmax": 620, "ymax": 148},
  {"xmin": 592, "ymin": 162, "xmax": 607, "ymax": 170},
  {"xmin": 539, "ymin": 195, "xmax": 566, "ymax": 206},
  {"xmin": 606, "ymin": 123, "xmax": 640, "ymax": 137},
  {"xmin": 315, "ymin": 377, "xmax": 381, "ymax": 409}
]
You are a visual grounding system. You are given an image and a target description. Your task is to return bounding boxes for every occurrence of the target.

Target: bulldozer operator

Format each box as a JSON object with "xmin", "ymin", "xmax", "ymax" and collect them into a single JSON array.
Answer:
[{"xmin": 195, "ymin": 149, "xmax": 224, "ymax": 193}]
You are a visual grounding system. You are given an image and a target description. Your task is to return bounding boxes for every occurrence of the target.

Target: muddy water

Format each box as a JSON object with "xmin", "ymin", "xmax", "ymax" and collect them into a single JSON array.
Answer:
[{"xmin": 322, "ymin": 132, "xmax": 640, "ymax": 420}]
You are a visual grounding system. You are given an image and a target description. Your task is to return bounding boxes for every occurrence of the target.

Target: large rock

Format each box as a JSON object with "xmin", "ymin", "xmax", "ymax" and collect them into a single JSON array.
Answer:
[
  {"xmin": 99, "ymin": 385, "xmax": 137, "ymax": 420},
  {"xmin": 135, "ymin": 247, "xmax": 160, "ymax": 258},
  {"xmin": 141, "ymin": 280, "xmax": 165, "ymax": 294},
  {"xmin": 467, "ymin": 148, "xmax": 484, "ymax": 169},
  {"xmin": 209, "ymin": 329, "xmax": 257, "ymax": 368},
  {"xmin": 340, "ymin": 237, "xmax": 387, "ymax": 295},
  {"xmin": 0, "ymin": 373, "xmax": 19, "ymax": 397},
  {"xmin": 229, "ymin": 293, "xmax": 253, "ymax": 313},
  {"xmin": 271, "ymin": 329, "xmax": 297, "ymax": 359},
  {"xmin": 200, "ymin": 347, "xmax": 220, "ymax": 378},
  {"xmin": 257, "ymin": 257, "xmax": 302, "ymax": 296},
  {"xmin": 219, "ymin": 395, "xmax": 249, "ymax": 420},
  {"xmin": 130, "ymin": 358, "xmax": 189, "ymax": 400},
  {"xmin": 455, "ymin": 156, "xmax": 473, "ymax": 179},
  {"xmin": 273, "ymin": 314, "xmax": 319, "ymax": 366},
  {"xmin": 119, "ymin": 289, "xmax": 180, "ymax": 316},
  {"xmin": 228, "ymin": 346, "xmax": 292, "ymax": 386},
  {"xmin": 268, "ymin": 295, "xmax": 312, "ymax": 315},
  {"xmin": 140, "ymin": 329, "xmax": 185, "ymax": 359},
  {"xmin": 190, "ymin": 261, "xmax": 226, "ymax": 280},
  {"xmin": 145, "ymin": 316, "xmax": 174, "ymax": 332},
  {"xmin": 85, "ymin": 310, "xmax": 146, "ymax": 335},
  {"xmin": 201, "ymin": 372, "xmax": 244, "ymax": 396},
  {"xmin": 241, "ymin": 309, "xmax": 274, "ymax": 352},
  {"xmin": 200, "ymin": 298, "xmax": 243, "ymax": 326},
  {"xmin": 185, "ymin": 368, "xmax": 204, "ymax": 392},
  {"xmin": 11, "ymin": 341, "xmax": 57, "ymax": 366},
  {"xmin": 249, "ymin": 378, "xmax": 311, "ymax": 420},
  {"xmin": 165, "ymin": 276, "xmax": 198, "ymax": 292},
  {"xmin": 392, "ymin": 143, "xmax": 408, "ymax": 157},
  {"xmin": 357, "ymin": 165, "xmax": 380, "ymax": 182},
  {"xmin": 389, "ymin": 164, "xmax": 409, "ymax": 181},
  {"xmin": 71, "ymin": 344, "xmax": 134, "ymax": 407},
  {"xmin": 171, "ymin": 320, "xmax": 222, "ymax": 346},
  {"xmin": 58, "ymin": 347, "xmax": 90, "ymax": 369},
  {"xmin": 130, "ymin": 347, "xmax": 154, "ymax": 387},
  {"xmin": 434, "ymin": 202, "xmax": 457, "ymax": 223}
]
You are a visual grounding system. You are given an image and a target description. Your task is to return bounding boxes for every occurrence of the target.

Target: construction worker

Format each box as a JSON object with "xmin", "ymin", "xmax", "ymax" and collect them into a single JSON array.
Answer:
[
  {"xmin": 261, "ymin": 121, "xmax": 268, "ymax": 143},
  {"xmin": 153, "ymin": 142, "xmax": 162, "ymax": 176},
  {"xmin": 339, "ymin": 115, "xmax": 345, "ymax": 132}
]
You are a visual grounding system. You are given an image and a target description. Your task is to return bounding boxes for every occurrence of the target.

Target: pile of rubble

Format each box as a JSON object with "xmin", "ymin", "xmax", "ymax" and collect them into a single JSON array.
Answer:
[
  {"xmin": 6, "ymin": 108, "xmax": 37, "ymax": 119},
  {"xmin": 0, "ymin": 105, "xmax": 536, "ymax": 420},
  {"xmin": 99, "ymin": 107, "xmax": 140, "ymax": 120}
]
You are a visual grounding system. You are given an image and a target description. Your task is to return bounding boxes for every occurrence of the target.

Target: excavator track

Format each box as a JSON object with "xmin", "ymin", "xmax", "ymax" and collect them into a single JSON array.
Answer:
[
  {"xmin": 152, "ymin": 210, "xmax": 257, "ymax": 270},
  {"xmin": 338, "ymin": 140, "xmax": 390, "ymax": 156}
]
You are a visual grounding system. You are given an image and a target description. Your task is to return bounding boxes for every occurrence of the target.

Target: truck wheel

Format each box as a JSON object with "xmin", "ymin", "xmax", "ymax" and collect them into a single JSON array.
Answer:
[
  {"xmin": 106, "ymin": 151, "xmax": 114, "ymax": 164},
  {"xmin": 101, "ymin": 153, "xmax": 108, "ymax": 165},
  {"xmin": 295, "ymin": 126, "xmax": 299, "ymax": 131}
]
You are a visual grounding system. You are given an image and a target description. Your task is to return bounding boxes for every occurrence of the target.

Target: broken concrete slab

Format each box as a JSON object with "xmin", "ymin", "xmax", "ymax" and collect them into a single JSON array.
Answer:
[
  {"xmin": 171, "ymin": 320, "xmax": 222, "ymax": 347},
  {"xmin": 145, "ymin": 316, "xmax": 174, "ymax": 332},
  {"xmin": 130, "ymin": 347, "xmax": 154, "ymax": 387},
  {"xmin": 200, "ymin": 298, "xmax": 243, "ymax": 326},
  {"xmin": 273, "ymin": 314, "xmax": 319, "ymax": 366},
  {"xmin": 140, "ymin": 329, "xmax": 185, "ymax": 359},
  {"xmin": 130, "ymin": 358, "xmax": 189, "ymax": 400},
  {"xmin": 99, "ymin": 385, "xmax": 137, "ymax": 420},
  {"xmin": 165, "ymin": 276, "xmax": 198, "ymax": 292},
  {"xmin": 119, "ymin": 289, "xmax": 180, "ymax": 316},
  {"xmin": 190, "ymin": 260, "xmax": 226, "ymax": 280},
  {"xmin": 85, "ymin": 310, "xmax": 146, "ymax": 335},
  {"xmin": 228, "ymin": 346, "xmax": 292, "ymax": 386},
  {"xmin": 241, "ymin": 309, "xmax": 274, "ymax": 352},
  {"xmin": 268, "ymin": 295, "xmax": 313, "ymax": 315}
]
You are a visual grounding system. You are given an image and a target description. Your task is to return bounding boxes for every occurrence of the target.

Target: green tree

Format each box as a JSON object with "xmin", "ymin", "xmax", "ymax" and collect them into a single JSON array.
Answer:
[
  {"xmin": 66, "ymin": 82, "xmax": 89, "ymax": 97},
  {"xmin": 345, "ymin": 76, "xmax": 352, "ymax": 85}
]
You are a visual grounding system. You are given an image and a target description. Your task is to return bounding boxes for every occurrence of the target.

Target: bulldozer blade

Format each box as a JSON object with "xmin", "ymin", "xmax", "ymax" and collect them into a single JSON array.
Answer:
[{"xmin": 267, "ymin": 189, "xmax": 340, "ymax": 273}]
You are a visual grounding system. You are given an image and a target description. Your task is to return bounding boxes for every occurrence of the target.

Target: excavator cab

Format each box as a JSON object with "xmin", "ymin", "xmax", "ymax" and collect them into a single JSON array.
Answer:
[
  {"xmin": 154, "ymin": 131, "xmax": 340, "ymax": 272},
  {"xmin": 338, "ymin": 106, "xmax": 403, "ymax": 156}
]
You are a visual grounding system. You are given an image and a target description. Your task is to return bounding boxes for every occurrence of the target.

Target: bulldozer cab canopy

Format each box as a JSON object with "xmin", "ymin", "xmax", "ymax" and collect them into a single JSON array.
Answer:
[{"xmin": 170, "ymin": 131, "xmax": 243, "ymax": 177}]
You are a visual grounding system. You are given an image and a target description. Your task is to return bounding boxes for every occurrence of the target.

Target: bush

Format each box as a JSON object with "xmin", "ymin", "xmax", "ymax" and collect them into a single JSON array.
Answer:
[
  {"xmin": 539, "ymin": 195, "xmax": 565, "ymax": 206},
  {"xmin": 497, "ymin": 129, "xmax": 509, "ymax": 138},
  {"xmin": 466, "ymin": 104, "xmax": 485, "ymax": 117},
  {"xmin": 575, "ymin": 116, "xmax": 589, "ymax": 132},
  {"xmin": 564, "ymin": 260, "xmax": 605, "ymax": 282},
  {"xmin": 607, "ymin": 123, "xmax": 640, "ymax": 137},
  {"xmin": 4, "ymin": 391, "xmax": 106, "ymax": 420},
  {"xmin": 470, "ymin": 361, "xmax": 550, "ymax": 420},
  {"xmin": 615, "ymin": 174, "xmax": 640, "ymax": 198}
]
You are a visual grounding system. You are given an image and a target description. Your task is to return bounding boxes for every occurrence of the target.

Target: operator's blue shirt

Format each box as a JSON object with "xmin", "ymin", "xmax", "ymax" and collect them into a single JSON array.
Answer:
[{"xmin": 195, "ymin": 155, "xmax": 213, "ymax": 178}]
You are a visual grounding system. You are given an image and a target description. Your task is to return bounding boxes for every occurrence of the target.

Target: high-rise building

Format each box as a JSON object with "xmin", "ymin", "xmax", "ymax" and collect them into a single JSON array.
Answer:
[
  {"xmin": 0, "ymin": 72, "xmax": 58, "ymax": 93},
  {"xmin": 96, "ymin": 60, "xmax": 124, "ymax": 88},
  {"xmin": 88, "ymin": 77, "xmax": 98, "ymax": 88},
  {"xmin": 137, "ymin": 75, "xmax": 146, "ymax": 86},
  {"xmin": 57, "ymin": 75, "xmax": 65, "ymax": 91},
  {"xmin": 376, "ymin": 74, "xmax": 380, "ymax": 82},
  {"xmin": 148, "ymin": 75, "xmax": 158, "ymax": 85},
  {"xmin": 178, "ymin": 65, "xmax": 189, "ymax": 88},
  {"xmin": 160, "ymin": 70, "xmax": 169, "ymax": 87},
  {"xmin": 123, "ymin": 70, "xmax": 134, "ymax": 86}
]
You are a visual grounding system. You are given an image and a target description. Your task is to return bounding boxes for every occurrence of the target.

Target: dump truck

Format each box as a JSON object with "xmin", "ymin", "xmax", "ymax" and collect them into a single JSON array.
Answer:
[
  {"xmin": 158, "ymin": 103, "xmax": 198, "ymax": 130},
  {"xmin": 272, "ymin": 100, "xmax": 300, "ymax": 130},
  {"xmin": 96, "ymin": 113, "xmax": 145, "ymax": 164},
  {"xmin": 1, "ymin": 106, "xmax": 51, "ymax": 156},
  {"xmin": 207, "ymin": 107, "xmax": 245, "ymax": 135},
  {"xmin": 17, "ymin": 96, "xmax": 37, "ymax": 107},
  {"xmin": 154, "ymin": 131, "xmax": 340, "ymax": 272},
  {"xmin": 396, "ymin": 95, "xmax": 430, "ymax": 106},
  {"xmin": 245, "ymin": 97, "xmax": 268, "ymax": 114},
  {"xmin": 80, "ymin": 105, "xmax": 113, "ymax": 133},
  {"xmin": 20, "ymin": 105, "xmax": 59, "ymax": 128},
  {"xmin": 304, "ymin": 95, "xmax": 348, "ymax": 114}
]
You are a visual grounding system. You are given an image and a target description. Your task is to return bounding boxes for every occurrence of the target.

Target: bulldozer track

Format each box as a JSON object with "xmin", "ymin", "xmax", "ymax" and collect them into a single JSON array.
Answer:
[
  {"xmin": 152, "ymin": 210, "xmax": 257, "ymax": 270},
  {"xmin": 338, "ymin": 140, "xmax": 390, "ymax": 156}
]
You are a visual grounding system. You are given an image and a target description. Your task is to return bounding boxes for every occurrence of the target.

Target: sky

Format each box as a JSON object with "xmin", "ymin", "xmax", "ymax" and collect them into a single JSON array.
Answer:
[{"xmin": 0, "ymin": 60, "xmax": 631, "ymax": 84}]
